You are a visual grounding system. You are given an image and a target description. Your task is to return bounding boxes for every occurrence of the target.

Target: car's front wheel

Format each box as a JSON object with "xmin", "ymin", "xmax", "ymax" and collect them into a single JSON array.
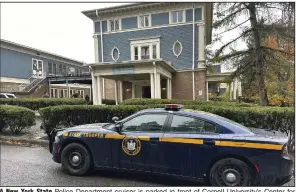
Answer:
[
  {"xmin": 61, "ymin": 143, "xmax": 93, "ymax": 176},
  {"xmin": 209, "ymin": 158, "xmax": 252, "ymax": 186}
]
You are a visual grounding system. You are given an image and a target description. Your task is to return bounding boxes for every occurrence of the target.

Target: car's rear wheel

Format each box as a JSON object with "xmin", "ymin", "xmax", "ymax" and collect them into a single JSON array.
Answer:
[
  {"xmin": 209, "ymin": 158, "xmax": 252, "ymax": 186},
  {"xmin": 61, "ymin": 143, "xmax": 93, "ymax": 176}
]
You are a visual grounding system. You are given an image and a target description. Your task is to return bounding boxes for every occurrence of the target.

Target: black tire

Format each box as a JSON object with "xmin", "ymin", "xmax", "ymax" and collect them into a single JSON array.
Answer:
[
  {"xmin": 61, "ymin": 143, "xmax": 93, "ymax": 176},
  {"xmin": 209, "ymin": 158, "xmax": 252, "ymax": 186}
]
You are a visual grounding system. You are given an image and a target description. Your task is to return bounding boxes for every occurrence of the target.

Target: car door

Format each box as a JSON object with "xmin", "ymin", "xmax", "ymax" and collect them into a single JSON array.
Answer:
[
  {"xmin": 160, "ymin": 114, "xmax": 221, "ymax": 178},
  {"xmin": 110, "ymin": 112, "xmax": 169, "ymax": 172}
]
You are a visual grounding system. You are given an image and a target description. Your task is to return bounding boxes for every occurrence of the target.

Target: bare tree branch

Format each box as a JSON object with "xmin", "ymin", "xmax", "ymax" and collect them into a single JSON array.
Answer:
[
  {"xmin": 261, "ymin": 46, "xmax": 295, "ymax": 56},
  {"xmin": 217, "ymin": 19, "xmax": 250, "ymax": 35},
  {"xmin": 213, "ymin": 6, "xmax": 247, "ymax": 28}
]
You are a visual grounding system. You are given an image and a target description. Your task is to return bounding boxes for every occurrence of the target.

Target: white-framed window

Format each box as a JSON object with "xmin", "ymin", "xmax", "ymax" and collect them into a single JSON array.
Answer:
[
  {"xmin": 130, "ymin": 39, "xmax": 160, "ymax": 61},
  {"xmin": 170, "ymin": 10, "xmax": 185, "ymax": 24},
  {"xmin": 108, "ymin": 19, "xmax": 120, "ymax": 32},
  {"xmin": 32, "ymin": 58, "xmax": 43, "ymax": 78},
  {"xmin": 138, "ymin": 15, "xmax": 151, "ymax": 28},
  {"xmin": 111, "ymin": 47, "xmax": 120, "ymax": 62},
  {"xmin": 172, "ymin": 40, "xmax": 183, "ymax": 57}
]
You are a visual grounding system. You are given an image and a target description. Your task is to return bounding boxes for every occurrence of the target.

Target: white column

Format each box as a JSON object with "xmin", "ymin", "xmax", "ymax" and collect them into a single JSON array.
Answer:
[
  {"xmin": 155, "ymin": 73, "xmax": 161, "ymax": 99},
  {"xmin": 166, "ymin": 78, "xmax": 170, "ymax": 99},
  {"xmin": 150, "ymin": 73, "xmax": 155, "ymax": 98},
  {"xmin": 233, "ymin": 79, "xmax": 237, "ymax": 100},
  {"xmin": 93, "ymin": 35, "xmax": 99, "ymax": 63},
  {"xmin": 229, "ymin": 82, "xmax": 234, "ymax": 100},
  {"xmin": 198, "ymin": 25, "xmax": 205, "ymax": 68},
  {"xmin": 91, "ymin": 70, "xmax": 97, "ymax": 104},
  {"xmin": 96, "ymin": 76, "xmax": 102, "ymax": 105},
  {"xmin": 238, "ymin": 79, "xmax": 242, "ymax": 97},
  {"xmin": 132, "ymin": 84, "xmax": 135, "ymax": 98},
  {"xmin": 119, "ymin": 81, "xmax": 123, "ymax": 103},
  {"xmin": 206, "ymin": 81, "xmax": 209, "ymax": 101},
  {"xmin": 115, "ymin": 81, "xmax": 118, "ymax": 105},
  {"xmin": 169, "ymin": 78, "xmax": 172, "ymax": 99}
]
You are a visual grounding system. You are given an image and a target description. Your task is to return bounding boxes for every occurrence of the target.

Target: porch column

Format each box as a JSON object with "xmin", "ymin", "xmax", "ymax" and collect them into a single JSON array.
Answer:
[
  {"xmin": 169, "ymin": 78, "xmax": 172, "ymax": 99},
  {"xmin": 132, "ymin": 84, "xmax": 135, "ymax": 98},
  {"xmin": 91, "ymin": 70, "xmax": 97, "ymax": 104},
  {"xmin": 115, "ymin": 81, "xmax": 118, "ymax": 105},
  {"xmin": 206, "ymin": 81, "xmax": 209, "ymax": 101},
  {"xmin": 233, "ymin": 79, "xmax": 237, "ymax": 100},
  {"xmin": 119, "ymin": 81, "xmax": 123, "ymax": 103},
  {"xmin": 229, "ymin": 82, "xmax": 234, "ymax": 100},
  {"xmin": 155, "ymin": 73, "xmax": 161, "ymax": 99},
  {"xmin": 150, "ymin": 73, "xmax": 155, "ymax": 98},
  {"xmin": 96, "ymin": 76, "xmax": 102, "ymax": 105},
  {"xmin": 166, "ymin": 78, "xmax": 170, "ymax": 99}
]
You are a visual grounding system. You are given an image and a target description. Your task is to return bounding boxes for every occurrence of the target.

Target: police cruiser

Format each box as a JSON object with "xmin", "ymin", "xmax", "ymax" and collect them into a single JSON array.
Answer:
[{"xmin": 49, "ymin": 104, "xmax": 294, "ymax": 186}]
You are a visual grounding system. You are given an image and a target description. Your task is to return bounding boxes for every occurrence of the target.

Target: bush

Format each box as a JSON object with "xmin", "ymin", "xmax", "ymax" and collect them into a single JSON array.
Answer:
[
  {"xmin": 0, "ymin": 98, "xmax": 87, "ymax": 110},
  {"xmin": 87, "ymin": 99, "xmax": 116, "ymax": 105},
  {"xmin": 120, "ymin": 98, "xmax": 255, "ymax": 107},
  {"xmin": 39, "ymin": 103, "xmax": 294, "ymax": 138},
  {"xmin": 0, "ymin": 105, "xmax": 36, "ymax": 134},
  {"xmin": 39, "ymin": 105, "xmax": 148, "ymax": 137}
]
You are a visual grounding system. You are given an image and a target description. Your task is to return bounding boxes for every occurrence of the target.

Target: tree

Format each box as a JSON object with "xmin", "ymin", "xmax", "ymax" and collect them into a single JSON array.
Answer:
[{"xmin": 209, "ymin": 3, "xmax": 294, "ymax": 106}]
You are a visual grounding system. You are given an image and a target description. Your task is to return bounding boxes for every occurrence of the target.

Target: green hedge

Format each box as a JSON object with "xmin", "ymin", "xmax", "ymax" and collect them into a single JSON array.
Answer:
[
  {"xmin": 39, "ymin": 104, "xmax": 294, "ymax": 138},
  {"xmin": 0, "ymin": 98, "xmax": 87, "ymax": 110},
  {"xmin": 120, "ymin": 98, "xmax": 255, "ymax": 107},
  {"xmin": 0, "ymin": 105, "xmax": 36, "ymax": 134},
  {"xmin": 39, "ymin": 105, "xmax": 148, "ymax": 137}
]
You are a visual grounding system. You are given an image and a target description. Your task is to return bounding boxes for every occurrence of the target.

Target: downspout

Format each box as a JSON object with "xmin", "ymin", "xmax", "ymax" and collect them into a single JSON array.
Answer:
[{"xmin": 192, "ymin": 7, "xmax": 196, "ymax": 100}]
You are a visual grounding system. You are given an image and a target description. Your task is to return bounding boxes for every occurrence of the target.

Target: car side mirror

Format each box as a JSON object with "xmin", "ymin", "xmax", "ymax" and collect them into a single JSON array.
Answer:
[
  {"xmin": 112, "ymin": 116, "xmax": 119, "ymax": 123},
  {"xmin": 115, "ymin": 123, "xmax": 122, "ymax": 133}
]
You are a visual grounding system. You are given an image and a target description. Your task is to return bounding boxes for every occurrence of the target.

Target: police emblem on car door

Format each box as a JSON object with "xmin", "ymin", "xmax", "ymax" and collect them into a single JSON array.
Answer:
[{"xmin": 122, "ymin": 137, "xmax": 141, "ymax": 155}]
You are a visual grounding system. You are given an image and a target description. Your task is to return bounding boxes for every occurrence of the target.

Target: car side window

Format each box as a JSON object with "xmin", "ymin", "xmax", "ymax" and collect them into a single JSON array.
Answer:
[
  {"xmin": 121, "ymin": 114, "xmax": 167, "ymax": 132},
  {"xmin": 0, "ymin": 95, "xmax": 6, "ymax": 98},
  {"xmin": 170, "ymin": 115, "xmax": 218, "ymax": 133}
]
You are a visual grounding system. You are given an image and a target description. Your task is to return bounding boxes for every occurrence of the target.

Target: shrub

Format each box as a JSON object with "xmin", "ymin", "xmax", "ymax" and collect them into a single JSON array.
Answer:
[
  {"xmin": 0, "ymin": 105, "xmax": 36, "ymax": 134},
  {"xmin": 0, "ymin": 98, "xmax": 87, "ymax": 110},
  {"xmin": 39, "ymin": 104, "xmax": 294, "ymax": 138},
  {"xmin": 87, "ymin": 99, "xmax": 116, "ymax": 105},
  {"xmin": 39, "ymin": 105, "xmax": 148, "ymax": 137},
  {"xmin": 120, "ymin": 98, "xmax": 254, "ymax": 107}
]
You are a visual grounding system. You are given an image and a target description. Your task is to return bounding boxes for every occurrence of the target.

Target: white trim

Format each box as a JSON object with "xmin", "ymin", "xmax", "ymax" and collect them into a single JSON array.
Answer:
[
  {"xmin": 169, "ymin": 9, "xmax": 186, "ymax": 24},
  {"xmin": 130, "ymin": 38, "xmax": 160, "ymax": 61},
  {"xmin": 172, "ymin": 40, "xmax": 183, "ymax": 58},
  {"xmin": 95, "ymin": 21, "xmax": 205, "ymax": 35},
  {"xmin": 51, "ymin": 83, "xmax": 91, "ymax": 89},
  {"xmin": 110, "ymin": 47, "xmax": 120, "ymax": 62},
  {"xmin": 107, "ymin": 18, "xmax": 121, "ymax": 32}
]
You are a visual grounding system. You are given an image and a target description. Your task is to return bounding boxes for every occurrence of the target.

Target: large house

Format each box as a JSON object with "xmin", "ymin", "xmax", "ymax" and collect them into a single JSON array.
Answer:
[
  {"xmin": 82, "ymin": 2, "xmax": 237, "ymax": 105},
  {"xmin": 0, "ymin": 39, "xmax": 92, "ymax": 98}
]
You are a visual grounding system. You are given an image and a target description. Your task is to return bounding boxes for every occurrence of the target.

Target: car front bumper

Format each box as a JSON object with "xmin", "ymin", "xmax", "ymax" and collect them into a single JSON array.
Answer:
[{"xmin": 52, "ymin": 141, "xmax": 61, "ymax": 163}]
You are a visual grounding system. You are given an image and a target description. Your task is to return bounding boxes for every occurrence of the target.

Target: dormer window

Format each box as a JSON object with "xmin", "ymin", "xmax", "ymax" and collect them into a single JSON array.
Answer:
[
  {"xmin": 139, "ymin": 15, "xmax": 151, "ymax": 28},
  {"xmin": 130, "ymin": 38, "xmax": 160, "ymax": 61},
  {"xmin": 108, "ymin": 19, "xmax": 120, "ymax": 32}
]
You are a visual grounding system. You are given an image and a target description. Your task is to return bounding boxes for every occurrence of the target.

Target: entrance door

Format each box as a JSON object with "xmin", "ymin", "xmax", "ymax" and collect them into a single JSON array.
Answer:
[
  {"xmin": 32, "ymin": 59, "xmax": 44, "ymax": 78},
  {"xmin": 142, "ymin": 86, "xmax": 151, "ymax": 98}
]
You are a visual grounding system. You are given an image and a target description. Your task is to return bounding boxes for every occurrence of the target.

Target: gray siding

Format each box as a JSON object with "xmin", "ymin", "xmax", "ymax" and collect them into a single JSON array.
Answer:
[
  {"xmin": 122, "ymin": 17, "xmax": 138, "ymax": 30},
  {"xmin": 152, "ymin": 12, "xmax": 169, "ymax": 26},
  {"xmin": 101, "ymin": 24, "xmax": 199, "ymax": 70},
  {"xmin": 0, "ymin": 48, "xmax": 83, "ymax": 79}
]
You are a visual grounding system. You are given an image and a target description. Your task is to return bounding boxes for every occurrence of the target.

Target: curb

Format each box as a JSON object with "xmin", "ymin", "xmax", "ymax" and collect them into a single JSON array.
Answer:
[{"xmin": 0, "ymin": 135, "xmax": 48, "ymax": 147}]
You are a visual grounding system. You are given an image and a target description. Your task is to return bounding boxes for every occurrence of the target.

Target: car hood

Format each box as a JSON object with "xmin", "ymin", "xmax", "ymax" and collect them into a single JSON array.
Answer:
[{"xmin": 61, "ymin": 123, "xmax": 112, "ymax": 133}]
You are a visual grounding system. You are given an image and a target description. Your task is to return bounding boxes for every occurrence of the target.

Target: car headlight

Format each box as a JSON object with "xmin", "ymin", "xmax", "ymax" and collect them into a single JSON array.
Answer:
[{"xmin": 55, "ymin": 131, "xmax": 63, "ymax": 142}]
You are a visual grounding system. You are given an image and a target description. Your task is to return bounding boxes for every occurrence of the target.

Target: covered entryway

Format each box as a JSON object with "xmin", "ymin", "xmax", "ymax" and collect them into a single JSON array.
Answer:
[{"xmin": 90, "ymin": 60, "xmax": 176, "ymax": 105}]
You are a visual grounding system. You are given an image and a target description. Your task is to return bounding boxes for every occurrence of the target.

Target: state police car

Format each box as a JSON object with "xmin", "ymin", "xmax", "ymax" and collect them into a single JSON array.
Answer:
[{"xmin": 49, "ymin": 104, "xmax": 294, "ymax": 186}]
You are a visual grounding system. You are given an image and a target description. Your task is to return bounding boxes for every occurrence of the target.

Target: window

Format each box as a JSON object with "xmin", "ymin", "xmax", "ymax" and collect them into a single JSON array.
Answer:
[
  {"xmin": 171, "ymin": 10, "xmax": 184, "ymax": 23},
  {"xmin": 50, "ymin": 88, "xmax": 58, "ymax": 98},
  {"xmin": 78, "ymin": 90, "xmax": 85, "ymax": 98},
  {"xmin": 53, "ymin": 63, "xmax": 57, "ymax": 75},
  {"xmin": 141, "ymin": 46, "xmax": 150, "ymax": 60},
  {"xmin": 62, "ymin": 65, "xmax": 67, "ymax": 76},
  {"xmin": 170, "ymin": 115, "xmax": 217, "ymax": 133},
  {"xmin": 59, "ymin": 64, "xmax": 63, "ymax": 75},
  {"xmin": 0, "ymin": 94, "xmax": 6, "ymax": 98},
  {"xmin": 111, "ymin": 47, "xmax": 120, "ymax": 61},
  {"xmin": 48, "ymin": 62, "xmax": 53, "ymax": 74},
  {"xmin": 122, "ymin": 114, "xmax": 167, "ymax": 132},
  {"xmin": 131, "ymin": 39, "xmax": 160, "ymax": 61},
  {"xmin": 109, "ymin": 19, "xmax": 120, "ymax": 32},
  {"xmin": 139, "ymin": 15, "xmax": 150, "ymax": 28},
  {"xmin": 134, "ymin": 47, "xmax": 139, "ymax": 60},
  {"xmin": 173, "ymin": 40, "xmax": 183, "ymax": 57}
]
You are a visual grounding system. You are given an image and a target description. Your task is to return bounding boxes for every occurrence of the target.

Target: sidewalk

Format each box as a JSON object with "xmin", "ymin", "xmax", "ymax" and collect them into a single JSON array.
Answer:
[{"xmin": 0, "ymin": 114, "xmax": 49, "ymax": 147}]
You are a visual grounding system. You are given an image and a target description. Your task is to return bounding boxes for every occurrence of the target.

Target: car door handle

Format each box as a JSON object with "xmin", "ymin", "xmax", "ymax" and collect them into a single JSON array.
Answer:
[{"xmin": 204, "ymin": 140, "xmax": 215, "ymax": 145}]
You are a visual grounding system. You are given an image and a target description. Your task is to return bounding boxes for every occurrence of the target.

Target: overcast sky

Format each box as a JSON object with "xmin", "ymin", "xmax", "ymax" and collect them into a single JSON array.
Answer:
[{"xmin": 1, "ymin": 2, "xmax": 241, "ymax": 72}]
